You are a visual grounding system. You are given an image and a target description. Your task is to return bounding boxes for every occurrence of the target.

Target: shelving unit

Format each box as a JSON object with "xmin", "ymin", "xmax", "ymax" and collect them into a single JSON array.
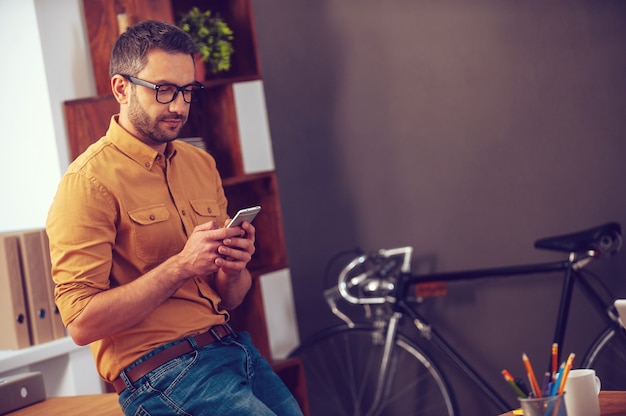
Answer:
[{"xmin": 61, "ymin": 0, "xmax": 308, "ymax": 413}]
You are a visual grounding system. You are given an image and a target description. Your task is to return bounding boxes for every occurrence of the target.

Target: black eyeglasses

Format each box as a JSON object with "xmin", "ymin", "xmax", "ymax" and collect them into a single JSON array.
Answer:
[{"xmin": 121, "ymin": 74, "xmax": 204, "ymax": 104}]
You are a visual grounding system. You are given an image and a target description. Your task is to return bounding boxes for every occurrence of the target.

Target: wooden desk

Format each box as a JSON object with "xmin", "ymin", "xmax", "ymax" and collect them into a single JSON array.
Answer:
[
  {"xmin": 6, "ymin": 393, "xmax": 122, "ymax": 416},
  {"xmin": 500, "ymin": 391, "xmax": 626, "ymax": 416}
]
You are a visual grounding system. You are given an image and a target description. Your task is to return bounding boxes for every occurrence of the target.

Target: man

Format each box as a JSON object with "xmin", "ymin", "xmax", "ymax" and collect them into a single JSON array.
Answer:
[{"xmin": 46, "ymin": 20, "xmax": 302, "ymax": 415}]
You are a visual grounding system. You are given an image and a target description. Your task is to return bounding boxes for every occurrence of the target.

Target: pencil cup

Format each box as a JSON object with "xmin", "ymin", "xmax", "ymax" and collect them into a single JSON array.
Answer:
[{"xmin": 518, "ymin": 394, "xmax": 567, "ymax": 416}]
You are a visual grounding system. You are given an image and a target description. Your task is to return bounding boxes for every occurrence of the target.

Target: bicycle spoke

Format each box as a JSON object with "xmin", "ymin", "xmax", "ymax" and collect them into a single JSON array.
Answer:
[
  {"xmin": 309, "ymin": 336, "xmax": 352, "ymax": 412},
  {"xmin": 291, "ymin": 326, "xmax": 455, "ymax": 416}
]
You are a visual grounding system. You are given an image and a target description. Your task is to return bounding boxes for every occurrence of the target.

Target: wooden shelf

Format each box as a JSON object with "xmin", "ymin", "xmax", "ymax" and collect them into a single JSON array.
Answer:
[
  {"xmin": 228, "ymin": 271, "xmax": 269, "ymax": 357},
  {"xmin": 63, "ymin": 94, "xmax": 117, "ymax": 160},
  {"xmin": 273, "ymin": 357, "xmax": 310, "ymax": 415},
  {"xmin": 181, "ymin": 84, "xmax": 245, "ymax": 178},
  {"xmin": 82, "ymin": 0, "xmax": 175, "ymax": 95}
]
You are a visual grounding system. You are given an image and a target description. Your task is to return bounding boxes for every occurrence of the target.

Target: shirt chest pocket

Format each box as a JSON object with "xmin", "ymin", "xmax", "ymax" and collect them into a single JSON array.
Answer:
[
  {"xmin": 128, "ymin": 204, "xmax": 181, "ymax": 263},
  {"xmin": 189, "ymin": 199, "xmax": 220, "ymax": 225}
]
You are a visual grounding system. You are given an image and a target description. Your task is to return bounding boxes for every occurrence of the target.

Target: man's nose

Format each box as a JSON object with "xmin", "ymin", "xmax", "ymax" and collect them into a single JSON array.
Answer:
[{"xmin": 168, "ymin": 91, "xmax": 189, "ymax": 113}]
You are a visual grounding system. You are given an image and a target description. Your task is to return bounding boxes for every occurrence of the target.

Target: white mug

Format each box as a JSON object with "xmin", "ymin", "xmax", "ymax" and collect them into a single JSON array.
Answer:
[{"xmin": 563, "ymin": 368, "xmax": 601, "ymax": 416}]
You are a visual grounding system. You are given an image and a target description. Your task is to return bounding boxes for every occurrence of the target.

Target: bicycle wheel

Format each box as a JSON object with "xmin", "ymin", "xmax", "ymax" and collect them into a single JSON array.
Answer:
[
  {"xmin": 582, "ymin": 325, "xmax": 626, "ymax": 390},
  {"xmin": 582, "ymin": 328, "xmax": 626, "ymax": 390},
  {"xmin": 289, "ymin": 324, "xmax": 456, "ymax": 416}
]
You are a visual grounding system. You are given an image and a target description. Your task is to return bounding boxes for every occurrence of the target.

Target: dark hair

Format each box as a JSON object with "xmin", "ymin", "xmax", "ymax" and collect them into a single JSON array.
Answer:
[{"xmin": 109, "ymin": 20, "xmax": 197, "ymax": 78}]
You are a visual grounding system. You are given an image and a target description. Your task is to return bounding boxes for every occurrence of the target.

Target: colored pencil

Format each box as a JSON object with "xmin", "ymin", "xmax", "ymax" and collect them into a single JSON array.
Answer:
[
  {"xmin": 551, "ymin": 343, "xmax": 558, "ymax": 380},
  {"xmin": 502, "ymin": 369, "xmax": 527, "ymax": 398},
  {"xmin": 557, "ymin": 353, "xmax": 575, "ymax": 395},
  {"xmin": 522, "ymin": 353, "xmax": 542, "ymax": 398},
  {"xmin": 541, "ymin": 371, "xmax": 551, "ymax": 396},
  {"xmin": 551, "ymin": 363, "xmax": 565, "ymax": 396}
]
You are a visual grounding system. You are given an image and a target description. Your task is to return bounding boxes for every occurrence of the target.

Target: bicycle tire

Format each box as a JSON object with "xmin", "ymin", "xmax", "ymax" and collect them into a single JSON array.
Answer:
[
  {"xmin": 289, "ymin": 324, "xmax": 456, "ymax": 416},
  {"xmin": 581, "ymin": 325, "xmax": 626, "ymax": 390}
]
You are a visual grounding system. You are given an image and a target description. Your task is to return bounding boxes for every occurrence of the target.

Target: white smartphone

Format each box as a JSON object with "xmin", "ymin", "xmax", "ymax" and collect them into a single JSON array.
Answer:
[{"xmin": 226, "ymin": 206, "xmax": 261, "ymax": 228}]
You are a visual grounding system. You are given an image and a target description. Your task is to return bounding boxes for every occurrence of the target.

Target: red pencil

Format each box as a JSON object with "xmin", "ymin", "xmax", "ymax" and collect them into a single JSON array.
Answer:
[{"xmin": 551, "ymin": 343, "xmax": 558, "ymax": 380}]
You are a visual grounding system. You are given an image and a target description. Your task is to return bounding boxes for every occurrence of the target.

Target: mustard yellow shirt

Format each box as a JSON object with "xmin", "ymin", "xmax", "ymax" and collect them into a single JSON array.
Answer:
[{"xmin": 46, "ymin": 116, "xmax": 231, "ymax": 381}]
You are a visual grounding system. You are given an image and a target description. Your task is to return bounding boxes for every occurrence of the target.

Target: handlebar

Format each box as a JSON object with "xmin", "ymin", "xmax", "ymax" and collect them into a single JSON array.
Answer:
[{"xmin": 337, "ymin": 247, "xmax": 413, "ymax": 305}]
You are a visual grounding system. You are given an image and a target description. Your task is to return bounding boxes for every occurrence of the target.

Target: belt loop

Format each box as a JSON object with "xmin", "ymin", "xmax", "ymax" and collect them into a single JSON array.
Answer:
[
  {"xmin": 119, "ymin": 370, "xmax": 134, "ymax": 392},
  {"xmin": 209, "ymin": 326, "xmax": 223, "ymax": 341},
  {"xmin": 224, "ymin": 323, "xmax": 237, "ymax": 338},
  {"xmin": 187, "ymin": 335, "xmax": 199, "ymax": 349}
]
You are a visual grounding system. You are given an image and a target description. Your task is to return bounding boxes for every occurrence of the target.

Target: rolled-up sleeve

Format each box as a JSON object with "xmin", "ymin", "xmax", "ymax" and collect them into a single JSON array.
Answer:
[{"xmin": 46, "ymin": 170, "xmax": 117, "ymax": 326}]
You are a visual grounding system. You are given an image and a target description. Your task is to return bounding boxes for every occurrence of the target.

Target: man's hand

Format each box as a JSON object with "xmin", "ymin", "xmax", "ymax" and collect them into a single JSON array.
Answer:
[
  {"xmin": 176, "ymin": 221, "xmax": 249, "ymax": 277},
  {"xmin": 213, "ymin": 219, "xmax": 256, "ymax": 309},
  {"xmin": 216, "ymin": 219, "xmax": 256, "ymax": 275}
]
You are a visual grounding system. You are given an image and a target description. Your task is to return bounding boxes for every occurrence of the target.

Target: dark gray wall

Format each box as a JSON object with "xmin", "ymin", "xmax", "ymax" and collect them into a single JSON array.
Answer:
[{"xmin": 253, "ymin": 1, "xmax": 626, "ymax": 414}]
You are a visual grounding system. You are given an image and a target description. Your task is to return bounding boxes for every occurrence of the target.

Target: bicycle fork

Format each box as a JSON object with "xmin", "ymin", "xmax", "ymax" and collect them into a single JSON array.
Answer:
[{"xmin": 367, "ymin": 311, "xmax": 403, "ymax": 416}]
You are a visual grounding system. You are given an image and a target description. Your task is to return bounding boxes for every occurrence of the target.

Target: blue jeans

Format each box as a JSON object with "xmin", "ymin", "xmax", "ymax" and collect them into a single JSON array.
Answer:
[{"xmin": 117, "ymin": 332, "xmax": 303, "ymax": 415}]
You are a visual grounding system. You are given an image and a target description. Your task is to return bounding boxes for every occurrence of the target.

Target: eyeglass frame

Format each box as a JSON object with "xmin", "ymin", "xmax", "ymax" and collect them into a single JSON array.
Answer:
[{"xmin": 120, "ymin": 74, "xmax": 205, "ymax": 104}]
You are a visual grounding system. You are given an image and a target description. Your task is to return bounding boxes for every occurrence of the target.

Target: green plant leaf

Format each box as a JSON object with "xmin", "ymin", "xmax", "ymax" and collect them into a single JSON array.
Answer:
[{"xmin": 177, "ymin": 7, "xmax": 235, "ymax": 73}]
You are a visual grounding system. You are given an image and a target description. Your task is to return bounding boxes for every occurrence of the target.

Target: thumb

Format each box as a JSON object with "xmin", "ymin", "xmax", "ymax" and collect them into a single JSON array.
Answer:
[{"xmin": 195, "ymin": 220, "xmax": 220, "ymax": 232}]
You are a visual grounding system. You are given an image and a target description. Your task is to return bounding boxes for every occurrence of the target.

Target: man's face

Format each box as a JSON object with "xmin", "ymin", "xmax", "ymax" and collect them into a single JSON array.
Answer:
[{"xmin": 125, "ymin": 49, "xmax": 196, "ymax": 147}]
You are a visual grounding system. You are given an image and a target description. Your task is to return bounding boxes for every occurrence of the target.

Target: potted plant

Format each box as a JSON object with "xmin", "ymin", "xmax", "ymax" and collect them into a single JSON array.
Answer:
[{"xmin": 177, "ymin": 7, "xmax": 235, "ymax": 79}]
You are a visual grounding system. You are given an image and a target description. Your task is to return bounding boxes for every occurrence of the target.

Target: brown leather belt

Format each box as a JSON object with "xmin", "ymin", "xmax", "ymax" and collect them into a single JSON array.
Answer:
[{"xmin": 111, "ymin": 324, "xmax": 235, "ymax": 394}]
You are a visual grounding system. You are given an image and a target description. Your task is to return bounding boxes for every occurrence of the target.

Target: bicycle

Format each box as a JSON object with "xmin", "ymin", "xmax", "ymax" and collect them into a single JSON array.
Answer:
[{"xmin": 288, "ymin": 222, "xmax": 626, "ymax": 415}]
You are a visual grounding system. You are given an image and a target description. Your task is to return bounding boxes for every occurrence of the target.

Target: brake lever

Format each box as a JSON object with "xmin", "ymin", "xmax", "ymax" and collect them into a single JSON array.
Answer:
[{"xmin": 324, "ymin": 287, "xmax": 355, "ymax": 327}]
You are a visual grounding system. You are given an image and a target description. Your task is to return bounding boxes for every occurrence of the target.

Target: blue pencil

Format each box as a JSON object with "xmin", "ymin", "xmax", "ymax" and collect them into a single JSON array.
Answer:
[{"xmin": 551, "ymin": 363, "xmax": 565, "ymax": 396}]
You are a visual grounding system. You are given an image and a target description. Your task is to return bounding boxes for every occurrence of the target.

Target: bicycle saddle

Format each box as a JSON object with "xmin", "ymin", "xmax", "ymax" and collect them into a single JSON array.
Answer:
[{"xmin": 534, "ymin": 222, "xmax": 622, "ymax": 256}]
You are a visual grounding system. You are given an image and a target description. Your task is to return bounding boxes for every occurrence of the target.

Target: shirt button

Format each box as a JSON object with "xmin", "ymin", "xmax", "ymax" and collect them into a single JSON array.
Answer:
[
  {"xmin": 207, "ymin": 207, "xmax": 212, "ymax": 213},
  {"xmin": 144, "ymin": 162, "xmax": 150, "ymax": 168},
  {"xmin": 181, "ymin": 210, "xmax": 187, "ymax": 216},
  {"xmin": 149, "ymin": 214, "xmax": 155, "ymax": 221}
]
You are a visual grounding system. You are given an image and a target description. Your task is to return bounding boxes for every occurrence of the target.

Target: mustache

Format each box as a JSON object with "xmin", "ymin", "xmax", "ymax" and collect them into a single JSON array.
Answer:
[{"xmin": 160, "ymin": 113, "xmax": 185, "ymax": 121}]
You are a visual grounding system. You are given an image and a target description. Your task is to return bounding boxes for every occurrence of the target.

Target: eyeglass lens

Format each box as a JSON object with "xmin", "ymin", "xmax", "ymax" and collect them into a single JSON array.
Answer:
[{"xmin": 156, "ymin": 84, "xmax": 202, "ymax": 104}]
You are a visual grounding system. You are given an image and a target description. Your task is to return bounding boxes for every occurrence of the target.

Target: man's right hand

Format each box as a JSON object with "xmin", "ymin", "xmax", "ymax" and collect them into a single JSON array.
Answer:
[{"xmin": 175, "ymin": 221, "xmax": 246, "ymax": 278}]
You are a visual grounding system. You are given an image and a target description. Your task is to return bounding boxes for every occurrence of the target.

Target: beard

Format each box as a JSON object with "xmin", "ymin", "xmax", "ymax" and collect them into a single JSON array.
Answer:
[{"xmin": 127, "ymin": 91, "xmax": 187, "ymax": 144}]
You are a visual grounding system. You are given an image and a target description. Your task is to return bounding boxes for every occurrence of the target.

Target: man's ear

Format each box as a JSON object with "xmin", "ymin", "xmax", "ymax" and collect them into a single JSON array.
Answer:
[{"xmin": 111, "ymin": 75, "xmax": 129, "ymax": 104}]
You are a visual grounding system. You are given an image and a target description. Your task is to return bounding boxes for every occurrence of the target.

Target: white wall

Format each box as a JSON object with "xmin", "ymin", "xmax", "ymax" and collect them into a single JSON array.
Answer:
[
  {"xmin": 0, "ymin": 0, "xmax": 92, "ymax": 233},
  {"xmin": 0, "ymin": 1, "xmax": 60, "ymax": 232},
  {"xmin": 34, "ymin": 0, "xmax": 96, "ymax": 171}
]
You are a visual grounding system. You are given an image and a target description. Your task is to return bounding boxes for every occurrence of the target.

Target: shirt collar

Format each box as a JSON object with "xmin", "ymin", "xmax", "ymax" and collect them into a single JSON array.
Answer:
[{"xmin": 107, "ymin": 115, "xmax": 176, "ymax": 170}]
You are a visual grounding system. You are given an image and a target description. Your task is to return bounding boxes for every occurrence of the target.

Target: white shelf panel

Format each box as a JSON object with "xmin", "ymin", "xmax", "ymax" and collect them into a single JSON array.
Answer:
[
  {"xmin": 0, "ymin": 337, "xmax": 84, "ymax": 373},
  {"xmin": 0, "ymin": 337, "xmax": 104, "ymax": 396}
]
